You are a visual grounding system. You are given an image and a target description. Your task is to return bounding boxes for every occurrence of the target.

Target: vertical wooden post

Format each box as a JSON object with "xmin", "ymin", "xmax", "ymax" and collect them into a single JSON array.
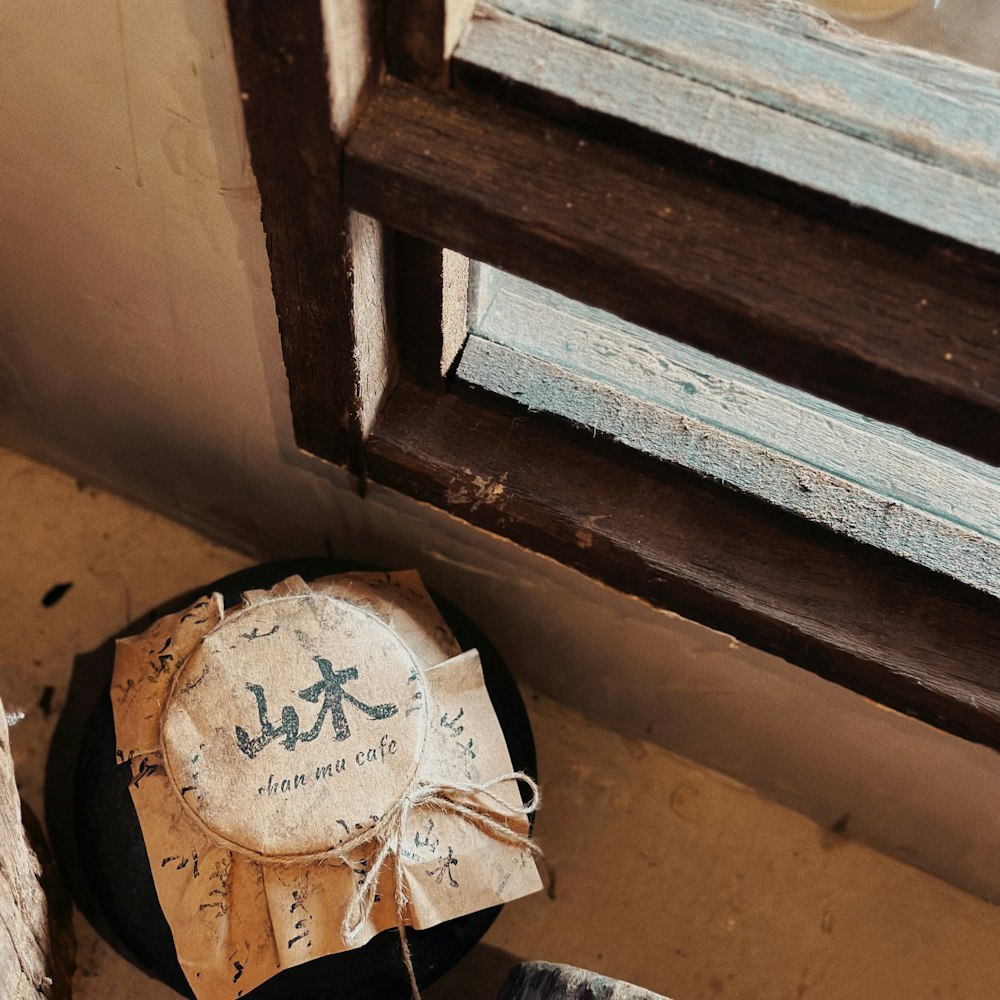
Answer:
[
  {"xmin": 386, "ymin": 0, "xmax": 476, "ymax": 389},
  {"xmin": 226, "ymin": 0, "xmax": 395, "ymax": 472},
  {"xmin": 385, "ymin": 0, "xmax": 476, "ymax": 88},
  {"xmin": 0, "ymin": 703, "xmax": 72, "ymax": 999}
]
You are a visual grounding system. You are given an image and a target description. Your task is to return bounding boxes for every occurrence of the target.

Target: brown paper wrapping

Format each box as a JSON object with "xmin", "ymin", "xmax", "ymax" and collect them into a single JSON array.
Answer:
[{"xmin": 111, "ymin": 572, "xmax": 541, "ymax": 1000}]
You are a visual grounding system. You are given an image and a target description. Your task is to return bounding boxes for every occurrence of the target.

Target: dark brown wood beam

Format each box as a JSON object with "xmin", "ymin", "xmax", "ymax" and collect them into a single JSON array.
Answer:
[
  {"xmin": 385, "ymin": 2, "xmax": 476, "ymax": 388},
  {"xmin": 345, "ymin": 79, "xmax": 1000, "ymax": 465},
  {"xmin": 368, "ymin": 381, "xmax": 1000, "ymax": 751},
  {"xmin": 385, "ymin": 0, "xmax": 476, "ymax": 87},
  {"xmin": 227, "ymin": 0, "xmax": 392, "ymax": 470},
  {"xmin": 393, "ymin": 232, "xmax": 470, "ymax": 389}
]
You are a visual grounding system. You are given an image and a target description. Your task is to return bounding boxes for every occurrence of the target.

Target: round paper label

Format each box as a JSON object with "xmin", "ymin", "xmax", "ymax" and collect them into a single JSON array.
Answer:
[{"xmin": 161, "ymin": 594, "xmax": 427, "ymax": 857}]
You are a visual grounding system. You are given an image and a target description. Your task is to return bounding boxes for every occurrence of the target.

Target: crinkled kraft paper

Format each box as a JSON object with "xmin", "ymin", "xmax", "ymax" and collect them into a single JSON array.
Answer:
[{"xmin": 111, "ymin": 572, "xmax": 541, "ymax": 1000}]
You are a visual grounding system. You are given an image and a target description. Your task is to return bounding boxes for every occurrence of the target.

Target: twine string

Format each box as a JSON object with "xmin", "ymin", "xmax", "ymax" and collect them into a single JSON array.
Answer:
[
  {"xmin": 146, "ymin": 586, "xmax": 541, "ymax": 999},
  {"xmin": 164, "ymin": 762, "xmax": 540, "ymax": 1000},
  {"xmin": 338, "ymin": 772, "xmax": 542, "ymax": 999}
]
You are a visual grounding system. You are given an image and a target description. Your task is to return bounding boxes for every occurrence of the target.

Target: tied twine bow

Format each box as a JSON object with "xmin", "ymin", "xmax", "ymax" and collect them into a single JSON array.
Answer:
[
  {"xmin": 163, "ymin": 729, "xmax": 541, "ymax": 998},
  {"xmin": 332, "ymin": 771, "xmax": 542, "ymax": 999}
]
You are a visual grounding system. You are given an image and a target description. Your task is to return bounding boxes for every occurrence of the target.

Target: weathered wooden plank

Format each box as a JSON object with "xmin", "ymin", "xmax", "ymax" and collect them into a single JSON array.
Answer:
[
  {"xmin": 498, "ymin": 961, "xmax": 668, "ymax": 1000},
  {"xmin": 393, "ymin": 234, "xmax": 470, "ymax": 388},
  {"xmin": 385, "ymin": 1, "xmax": 474, "ymax": 387},
  {"xmin": 344, "ymin": 79, "xmax": 1000, "ymax": 464},
  {"xmin": 461, "ymin": 270, "xmax": 1000, "ymax": 595},
  {"xmin": 367, "ymin": 381, "xmax": 1000, "ymax": 751},
  {"xmin": 457, "ymin": 6, "xmax": 1000, "ymax": 256},
  {"xmin": 0, "ymin": 703, "xmax": 70, "ymax": 999},
  {"xmin": 488, "ymin": 0, "xmax": 1000, "ymax": 192},
  {"xmin": 227, "ymin": 0, "xmax": 394, "ymax": 469},
  {"xmin": 386, "ymin": 0, "xmax": 476, "ymax": 86}
]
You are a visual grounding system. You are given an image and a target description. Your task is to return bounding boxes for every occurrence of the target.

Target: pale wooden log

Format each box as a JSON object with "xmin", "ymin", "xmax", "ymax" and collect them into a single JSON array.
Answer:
[
  {"xmin": 498, "ymin": 961, "xmax": 668, "ymax": 999},
  {"xmin": 0, "ymin": 701, "xmax": 68, "ymax": 999}
]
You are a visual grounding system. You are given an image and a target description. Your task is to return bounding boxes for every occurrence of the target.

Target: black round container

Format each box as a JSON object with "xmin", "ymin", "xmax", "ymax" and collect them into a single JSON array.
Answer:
[{"xmin": 54, "ymin": 559, "xmax": 535, "ymax": 999}]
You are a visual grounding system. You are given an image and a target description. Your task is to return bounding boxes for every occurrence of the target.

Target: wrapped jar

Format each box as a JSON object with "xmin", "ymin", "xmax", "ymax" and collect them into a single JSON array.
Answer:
[{"xmin": 69, "ymin": 560, "xmax": 539, "ymax": 999}]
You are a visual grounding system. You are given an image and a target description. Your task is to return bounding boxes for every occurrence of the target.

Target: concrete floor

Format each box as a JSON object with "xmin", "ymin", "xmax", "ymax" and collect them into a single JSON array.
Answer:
[{"xmin": 2, "ymin": 445, "xmax": 999, "ymax": 1000}]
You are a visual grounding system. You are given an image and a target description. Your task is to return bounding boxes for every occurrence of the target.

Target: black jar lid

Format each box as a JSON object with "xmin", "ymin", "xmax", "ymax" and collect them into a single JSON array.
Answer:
[{"xmin": 52, "ymin": 558, "xmax": 536, "ymax": 1000}]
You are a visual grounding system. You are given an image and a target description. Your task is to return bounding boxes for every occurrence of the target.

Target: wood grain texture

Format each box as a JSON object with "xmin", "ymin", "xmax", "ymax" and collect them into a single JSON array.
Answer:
[
  {"xmin": 350, "ymin": 208, "xmax": 398, "ymax": 439},
  {"xmin": 386, "ymin": 0, "xmax": 476, "ymax": 86},
  {"xmin": 488, "ymin": 0, "xmax": 1000, "ymax": 193},
  {"xmin": 497, "ymin": 962, "xmax": 667, "ymax": 1000},
  {"xmin": 323, "ymin": 0, "xmax": 384, "ymax": 135},
  {"xmin": 0, "ymin": 704, "xmax": 68, "ymax": 1000},
  {"xmin": 463, "ymin": 270, "xmax": 1000, "ymax": 596},
  {"xmin": 367, "ymin": 381, "xmax": 1000, "ymax": 751},
  {"xmin": 394, "ymin": 234, "xmax": 470, "ymax": 388},
  {"xmin": 227, "ymin": 0, "xmax": 393, "ymax": 468},
  {"xmin": 457, "ymin": 5, "xmax": 1000, "ymax": 256},
  {"xmin": 385, "ymin": 0, "xmax": 474, "ymax": 388},
  {"xmin": 343, "ymin": 79, "xmax": 1000, "ymax": 465}
]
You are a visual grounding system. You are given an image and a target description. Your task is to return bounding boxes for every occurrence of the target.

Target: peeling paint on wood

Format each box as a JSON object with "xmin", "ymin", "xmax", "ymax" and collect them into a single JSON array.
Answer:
[
  {"xmin": 485, "ymin": 0, "xmax": 1000, "ymax": 191},
  {"xmin": 458, "ymin": 4, "xmax": 1000, "ymax": 255},
  {"xmin": 460, "ymin": 270, "xmax": 1000, "ymax": 596}
]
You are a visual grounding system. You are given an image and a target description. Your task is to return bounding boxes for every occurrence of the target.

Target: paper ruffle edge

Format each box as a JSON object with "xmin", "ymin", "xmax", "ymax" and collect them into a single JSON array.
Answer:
[{"xmin": 110, "ymin": 572, "xmax": 541, "ymax": 1000}]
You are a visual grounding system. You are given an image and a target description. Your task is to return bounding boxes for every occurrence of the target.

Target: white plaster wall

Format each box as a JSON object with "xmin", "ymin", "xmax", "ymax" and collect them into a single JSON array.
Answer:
[{"xmin": 2, "ymin": 0, "xmax": 999, "ymax": 901}]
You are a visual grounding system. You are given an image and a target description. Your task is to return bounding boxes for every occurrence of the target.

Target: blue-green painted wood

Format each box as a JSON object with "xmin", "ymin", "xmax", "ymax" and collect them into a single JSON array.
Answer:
[
  {"xmin": 466, "ymin": 1, "xmax": 1000, "ymax": 254},
  {"xmin": 460, "ymin": 268, "xmax": 1000, "ymax": 596}
]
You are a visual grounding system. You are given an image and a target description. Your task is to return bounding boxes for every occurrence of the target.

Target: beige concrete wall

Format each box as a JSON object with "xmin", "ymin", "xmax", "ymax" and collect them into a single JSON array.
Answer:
[{"xmin": 2, "ymin": 0, "xmax": 1000, "ymax": 901}]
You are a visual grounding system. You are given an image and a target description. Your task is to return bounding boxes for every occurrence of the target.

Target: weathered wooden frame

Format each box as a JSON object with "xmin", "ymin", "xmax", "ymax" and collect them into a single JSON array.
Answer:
[
  {"xmin": 463, "ymin": 268, "xmax": 1000, "ymax": 597},
  {"xmin": 346, "ymin": 77, "xmax": 1000, "ymax": 464},
  {"xmin": 226, "ymin": 0, "xmax": 1000, "ymax": 749},
  {"xmin": 227, "ymin": 0, "xmax": 395, "ymax": 470}
]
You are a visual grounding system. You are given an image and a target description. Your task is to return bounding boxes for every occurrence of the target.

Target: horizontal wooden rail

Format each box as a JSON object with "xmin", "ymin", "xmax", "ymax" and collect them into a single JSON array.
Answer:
[
  {"xmin": 344, "ymin": 78, "xmax": 1000, "ymax": 465},
  {"xmin": 461, "ymin": 270, "xmax": 1000, "ymax": 597},
  {"xmin": 368, "ymin": 381, "xmax": 1000, "ymax": 751}
]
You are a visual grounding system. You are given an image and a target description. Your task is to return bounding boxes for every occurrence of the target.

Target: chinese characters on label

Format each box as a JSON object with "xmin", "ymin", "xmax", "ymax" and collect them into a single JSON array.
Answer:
[{"xmin": 235, "ymin": 657, "xmax": 398, "ymax": 759}]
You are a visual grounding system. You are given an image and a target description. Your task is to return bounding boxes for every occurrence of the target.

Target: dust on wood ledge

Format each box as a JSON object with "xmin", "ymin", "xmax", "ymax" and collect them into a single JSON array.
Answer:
[
  {"xmin": 343, "ymin": 78, "xmax": 1000, "ymax": 466},
  {"xmin": 366, "ymin": 380, "xmax": 1000, "ymax": 753}
]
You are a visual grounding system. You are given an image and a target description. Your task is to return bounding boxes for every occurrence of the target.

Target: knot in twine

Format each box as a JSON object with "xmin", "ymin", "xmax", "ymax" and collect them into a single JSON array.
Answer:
[
  {"xmin": 167, "ymin": 761, "xmax": 540, "ymax": 998},
  {"xmin": 332, "ymin": 771, "xmax": 541, "ymax": 999}
]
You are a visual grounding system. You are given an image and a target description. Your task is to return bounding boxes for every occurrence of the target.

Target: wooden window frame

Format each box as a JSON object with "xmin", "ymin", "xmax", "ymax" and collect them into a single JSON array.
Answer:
[{"xmin": 225, "ymin": 1, "xmax": 1000, "ymax": 750}]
